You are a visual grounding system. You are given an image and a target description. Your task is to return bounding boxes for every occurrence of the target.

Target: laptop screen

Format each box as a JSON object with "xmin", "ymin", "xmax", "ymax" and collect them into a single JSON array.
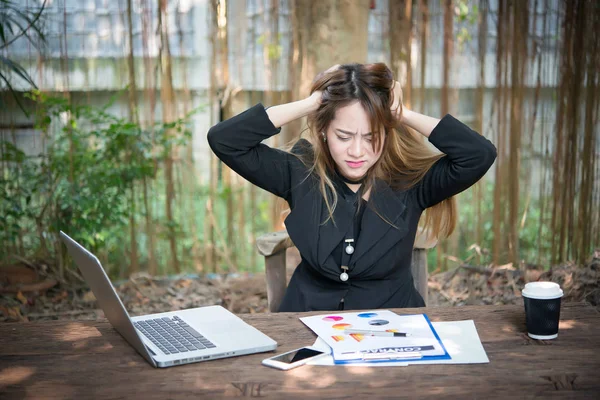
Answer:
[{"xmin": 60, "ymin": 231, "xmax": 156, "ymax": 367}]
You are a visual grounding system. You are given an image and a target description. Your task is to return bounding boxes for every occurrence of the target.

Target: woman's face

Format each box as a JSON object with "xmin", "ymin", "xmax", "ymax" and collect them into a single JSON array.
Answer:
[{"xmin": 325, "ymin": 101, "xmax": 384, "ymax": 182}]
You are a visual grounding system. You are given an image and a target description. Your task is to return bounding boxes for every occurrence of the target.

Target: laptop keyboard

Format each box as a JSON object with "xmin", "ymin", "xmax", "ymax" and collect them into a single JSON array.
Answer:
[{"xmin": 134, "ymin": 315, "xmax": 216, "ymax": 355}]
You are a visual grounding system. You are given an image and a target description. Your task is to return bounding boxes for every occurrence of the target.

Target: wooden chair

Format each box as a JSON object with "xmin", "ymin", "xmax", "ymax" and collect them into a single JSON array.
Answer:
[{"xmin": 256, "ymin": 229, "xmax": 437, "ymax": 312}]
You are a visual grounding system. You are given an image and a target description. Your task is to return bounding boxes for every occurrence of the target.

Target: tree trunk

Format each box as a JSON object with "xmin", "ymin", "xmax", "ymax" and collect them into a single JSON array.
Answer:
[
  {"xmin": 441, "ymin": 0, "xmax": 453, "ymax": 117},
  {"xmin": 578, "ymin": 2, "xmax": 599, "ymax": 264},
  {"xmin": 550, "ymin": 2, "xmax": 565, "ymax": 265},
  {"xmin": 508, "ymin": 1, "xmax": 528, "ymax": 269},
  {"xmin": 565, "ymin": 0, "xmax": 587, "ymax": 264},
  {"xmin": 207, "ymin": 0, "xmax": 220, "ymax": 273},
  {"xmin": 551, "ymin": 0, "xmax": 587, "ymax": 264},
  {"xmin": 287, "ymin": 0, "xmax": 370, "ymax": 140},
  {"xmin": 389, "ymin": 0, "xmax": 413, "ymax": 108},
  {"xmin": 438, "ymin": 0, "xmax": 453, "ymax": 271},
  {"xmin": 126, "ymin": 0, "xmax": 139, "ymax": 124},
  {"xmin": 158, "ymin": 0, "xmax": 180, "ymax": 273},
  {"xmin": 535, "ymin": 0, "xmax": 549, "ymax": 268},
  {"xmin": 176, "ymin": 6, "xmax": 204, "ymax": 272},
  {"xmin": 418, "ymin": 0, "xmax": 429, "ymax": 113},
  {"xmin": 140, "ymin": 0, "xmax": 158, "ymax": 275},
  {"xmin": 126, "ymin": 0, "xmax": 139, "ymax": 276},
  {"xmin": 474, "ymin": 0, "xmax": 488, "ymax": 265},
  {"xmin": 250, "ymin": 26, "xmax": 259, "ymax": 272},
  {"xmin": 493, "ymin": 0, "xmax": 504, "ymax": 266},
  {"xmin": 264, "ymin": 0, "xmax": 283, "ymax": 232},
  {"xmin": 218, "ymin": 1, "xmax": 236, "ymax": 269}
]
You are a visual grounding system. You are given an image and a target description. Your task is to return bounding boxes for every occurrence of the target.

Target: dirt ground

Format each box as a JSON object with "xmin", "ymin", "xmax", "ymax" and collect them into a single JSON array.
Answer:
[{"xmin": 1, "ymin": 249, "xmax": 599, "ymax": 322}]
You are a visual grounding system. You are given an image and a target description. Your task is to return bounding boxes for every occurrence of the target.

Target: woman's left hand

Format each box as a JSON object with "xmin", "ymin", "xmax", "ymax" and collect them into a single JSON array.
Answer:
[{"xmin": 390, "ymin": 80, "xmax": 404, "ymax": 120}]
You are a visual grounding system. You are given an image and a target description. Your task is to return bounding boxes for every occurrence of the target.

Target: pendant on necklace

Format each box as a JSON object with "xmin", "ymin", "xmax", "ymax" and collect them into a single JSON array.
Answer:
[
  {"xmin": 344, "ymin": 239, "xmax": 355, "ymax": 255},
  {"xmin": 340, "ymin": 265, "xmax": 349, "ymax": 282}
]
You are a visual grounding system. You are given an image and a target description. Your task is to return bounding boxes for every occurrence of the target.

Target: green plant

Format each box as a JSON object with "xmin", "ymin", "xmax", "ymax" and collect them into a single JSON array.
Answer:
[
  {"xmin": 427, "ymin": 179, "xmax": 557, "ymax": 272},
  {"xmin": 0, "ymin": 90, "xmax": 195, "ymax": 275},
  {"xmin": 454, "ymin": 0, "xmax": 478, "ymax": 50},
  {"xmin": 1, "ymin": 89, "xmax": 276, "ymax": 278}
]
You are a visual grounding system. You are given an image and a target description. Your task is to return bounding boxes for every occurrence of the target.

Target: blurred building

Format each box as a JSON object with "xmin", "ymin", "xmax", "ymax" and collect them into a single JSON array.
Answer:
[{"xmin": 0, "ymin": 0, "xmax": 573, "ymax": 193}]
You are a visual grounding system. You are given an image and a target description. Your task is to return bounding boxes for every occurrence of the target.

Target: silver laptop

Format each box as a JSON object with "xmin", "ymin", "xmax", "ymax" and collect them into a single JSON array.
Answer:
[{"xmin": 60, "ymin": 231, "xmax": 277, "ymax": 368}]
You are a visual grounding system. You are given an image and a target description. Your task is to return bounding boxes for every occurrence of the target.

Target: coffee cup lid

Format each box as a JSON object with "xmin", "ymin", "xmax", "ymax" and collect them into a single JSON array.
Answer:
[{"xmin": 522, "ymin": 281, "xmax": 563, "ymax": 299}]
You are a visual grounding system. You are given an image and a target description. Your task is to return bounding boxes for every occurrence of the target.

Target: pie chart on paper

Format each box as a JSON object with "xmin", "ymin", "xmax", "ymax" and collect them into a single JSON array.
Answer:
[
  {"xmin": 368, "ymin": 319, "xmax": 390, "ymax": 326},
  {"xmin": 357, "ymin": 312, "xmax": 378, "ymax": 318},
  {"xmin": 332, "ymin": 323, "xmax": 352, "ymax": 330}
]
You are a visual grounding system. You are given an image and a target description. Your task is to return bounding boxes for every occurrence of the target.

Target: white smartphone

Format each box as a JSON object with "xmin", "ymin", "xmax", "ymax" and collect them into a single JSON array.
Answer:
[{"xmin": 261, "ymin": 346, "xmax": 328, "ymax": 370}]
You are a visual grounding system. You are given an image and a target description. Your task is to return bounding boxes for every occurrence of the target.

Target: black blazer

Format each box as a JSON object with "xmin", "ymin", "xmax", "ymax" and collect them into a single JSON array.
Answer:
[{"xmin": 208, "ymin": 104, "xmax": 497, "ymax": 312}]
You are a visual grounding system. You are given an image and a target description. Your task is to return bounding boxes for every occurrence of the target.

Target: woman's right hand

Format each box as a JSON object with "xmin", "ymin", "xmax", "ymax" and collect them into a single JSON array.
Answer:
[
  {"xmin": 308, "ymin": 64, "xmax": 341, "ymax": 108},
  {"xmin": 390, "ymin": 80, "xmax": 404, "ymax": 120},
  {"xmin": 308, "ymin": 90, "xmax": 324, "ymax": 108}
]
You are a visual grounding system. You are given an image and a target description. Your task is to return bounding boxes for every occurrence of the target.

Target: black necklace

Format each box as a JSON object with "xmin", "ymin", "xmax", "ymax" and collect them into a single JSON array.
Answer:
[{"xmin": 335, "ymin": 168, "xmax": 366, "ymax": 185}]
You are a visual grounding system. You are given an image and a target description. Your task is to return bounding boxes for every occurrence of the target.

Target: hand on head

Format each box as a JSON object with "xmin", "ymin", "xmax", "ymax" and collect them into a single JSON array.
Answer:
[
  {"xmin": 308, "ymin": 90, "xmax": 324, "ymax": 107},
  {"xmin": 310, "ymin": 64, "xmax": 404, "ymax": 120},
  {"xmin": 390, "ymin": 80, "xmax": 403, "ymax": 120},
  {"xmin": 310, "ymin": 64, "xmax": 342, "ymax": 106}
]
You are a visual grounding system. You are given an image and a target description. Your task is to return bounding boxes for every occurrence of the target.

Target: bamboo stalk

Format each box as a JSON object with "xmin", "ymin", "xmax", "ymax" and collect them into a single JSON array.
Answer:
[
  {"xmin": 250, "ymin": 22, "xmax": 259, "ymax": 272},
  {"xmin": 141, "ymin": 0, "xmax": 158, "ymax": 276},
  {"xmin": 562, "ymin": 0, "xmax": 585, "ymax": 263},
  {"xmin": 492, "ymin": 0, "xmax": 506, "ymax": 266},
  {"xmin": 176, "ymin": 4, "xmax": 204, "ymax": 273},
  {"xmin": 550, "ymin": 2, "xmax": 565, "ymax": 265},
  {"xmin": 419, "ymin": 0, "xmax": 429, "ymax": 114},
  {"xmin": 126, "ymin": 0, "xmax": 139, "ymax": 276},
  {"xmin": 158, "ymin": 0, "xmax": 180, "ymax": 273},
  {"xmin": 389, "ymin": 0, "xmax": 413, "ymax": 108},
  {"xmin": 592, "ymin": 3, "xmax": 600, "ymax": 256},
  {"xmin": 216, "ymin": 0, "xmax": 236, "ymax": 267},
  {"xmin": 536, "ymin": 0, "xmax": 550, "ymax": 268},
  {"xmin": 576, "ymin": 0, "xmax": 597, "ymax": 264},
  {"xmin": 474, "ymin": 0, "xmax": 488, "ymax": 265},
  {"xmin": 441, "ymin": 0, "xmax": 453, "ymax": 117},
  {"xmin": 208, "ymin": 0, "xmax": 219, "ymax": 273},
  {"xmin": 508, "ymin": 0, "xmax": 528, "ymax": 269}
]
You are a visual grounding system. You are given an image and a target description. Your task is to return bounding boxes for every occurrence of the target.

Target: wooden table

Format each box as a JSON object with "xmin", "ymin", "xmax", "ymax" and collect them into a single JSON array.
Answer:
[{"xmin": 1, "ymin": 303, "xmax": 599, "ymax": 399}]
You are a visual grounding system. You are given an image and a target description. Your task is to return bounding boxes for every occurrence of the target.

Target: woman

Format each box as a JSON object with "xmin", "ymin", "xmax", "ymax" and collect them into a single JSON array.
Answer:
[{"xmin": 208, "ymin": 63, "xmax": 496, "ymax": 312}]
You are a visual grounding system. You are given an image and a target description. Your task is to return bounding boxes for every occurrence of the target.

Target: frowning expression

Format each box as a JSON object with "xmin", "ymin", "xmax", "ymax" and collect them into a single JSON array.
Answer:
[{"xmin": 325, "ymin": 101, "xmax": 384, "ymax": 182}]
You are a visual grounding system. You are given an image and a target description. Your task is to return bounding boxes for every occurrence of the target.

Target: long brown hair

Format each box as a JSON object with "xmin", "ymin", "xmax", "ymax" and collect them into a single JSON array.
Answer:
[{"xmin": 286, "ymin": 63, "xmax": 456, "ymax": 240}]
